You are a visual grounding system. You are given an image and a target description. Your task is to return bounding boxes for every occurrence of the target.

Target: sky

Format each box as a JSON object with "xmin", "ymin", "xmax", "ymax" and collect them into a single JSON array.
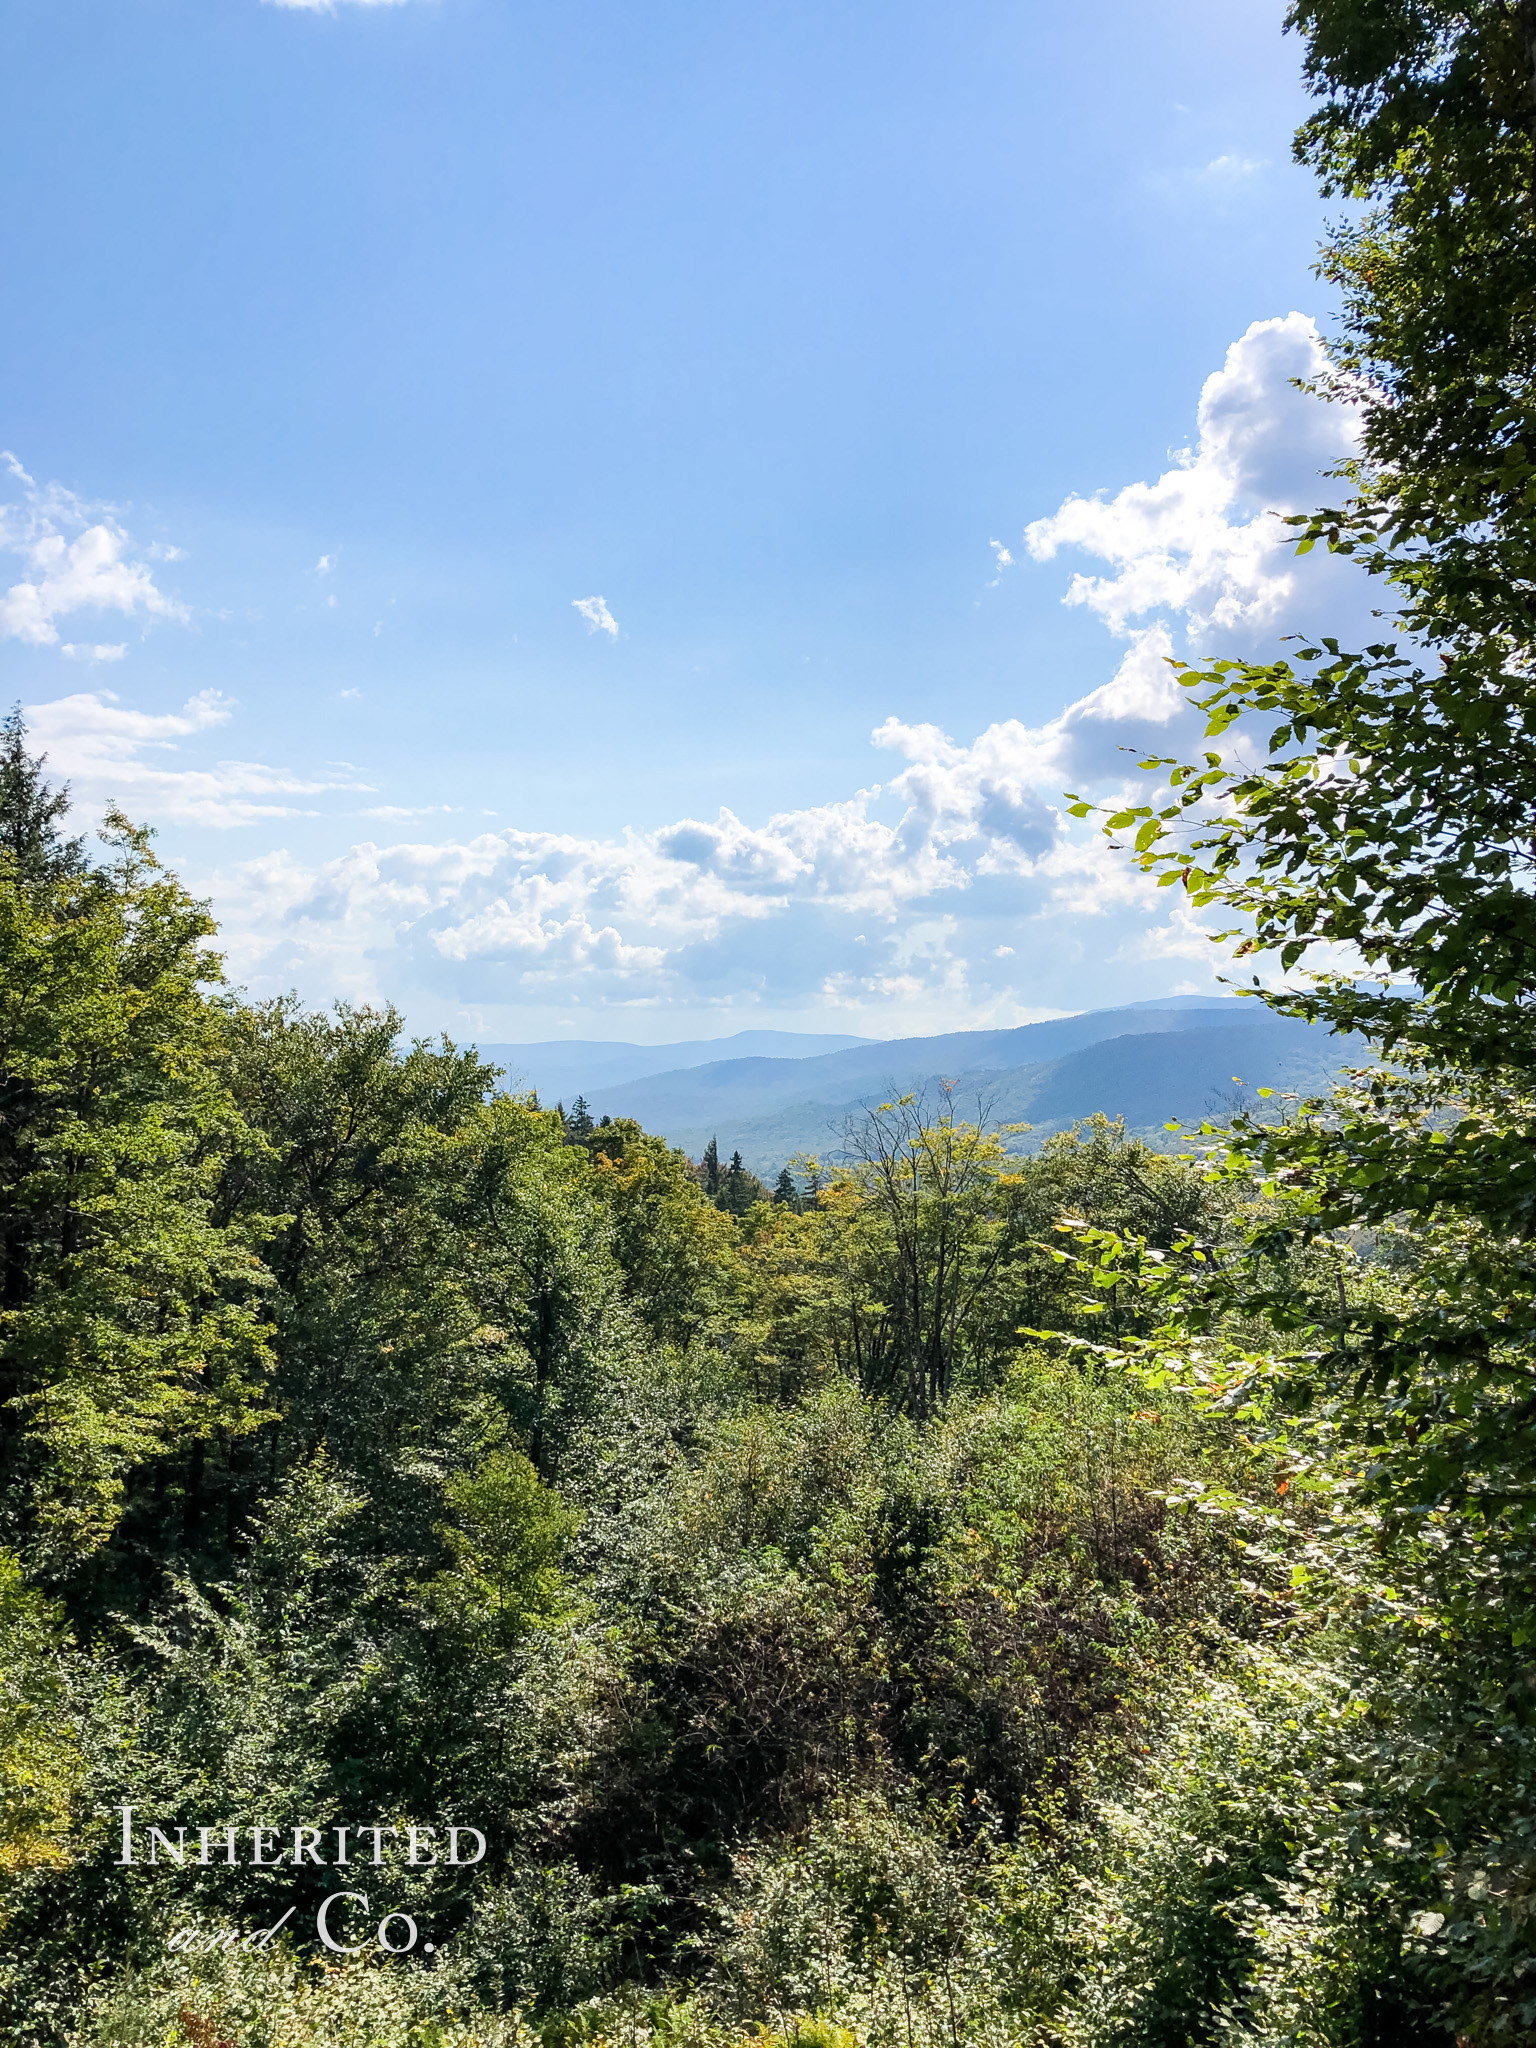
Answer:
[{"xmin": 1, "ymin": 0, "xmax": 1375, "ymax": 1044}]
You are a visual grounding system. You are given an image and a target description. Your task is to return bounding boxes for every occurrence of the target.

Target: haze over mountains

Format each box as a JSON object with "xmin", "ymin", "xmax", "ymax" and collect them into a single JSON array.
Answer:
[
  {"xmin": 481, "ymin": 998, "xmax": 1358, "ymax": 1175},
  {"xmin": 477, "ymin": 1030, "xmax": 873, "ymax": 1104}
]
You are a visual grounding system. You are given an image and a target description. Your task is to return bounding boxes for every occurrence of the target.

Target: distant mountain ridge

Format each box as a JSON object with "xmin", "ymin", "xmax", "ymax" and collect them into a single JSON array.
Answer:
[
  {"xmin": 478, "ymin": 1028, "xmax": 874, "ymax": 1102},
  {"xmin": 474, "ymin": 999, "xmax": 1359, "ymax": 1176},
  {"xmin": 658, "ymin": 1019, "xmax": 1355, "ymax": 1171},
  {"xmin": 581, "ymin": 998, "xmax": 1251, "ymax": 1130}
]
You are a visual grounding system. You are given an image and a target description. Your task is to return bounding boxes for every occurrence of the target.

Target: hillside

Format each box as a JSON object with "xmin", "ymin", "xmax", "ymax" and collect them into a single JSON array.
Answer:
[
  {"xmin": 572, "ymin": 997, "xmax": 1245, "ymax": 1133},
  {"xmin": 478, "ymin": 1028, "xmax": 873, "ymax": 1101},
  {"xmin": 641, "ymin": 1013, "xmax": 1357, "ymax": 1172},
  {"xmin": 488, "ymin": 1000, "xmax": 1351, "ymax": 1171}
]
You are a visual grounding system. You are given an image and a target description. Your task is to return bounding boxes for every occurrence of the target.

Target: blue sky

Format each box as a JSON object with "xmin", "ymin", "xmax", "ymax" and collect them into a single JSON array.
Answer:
[{"xmin": 1, "ymin": 0, "xmax": 1371, "ymax": 1043}]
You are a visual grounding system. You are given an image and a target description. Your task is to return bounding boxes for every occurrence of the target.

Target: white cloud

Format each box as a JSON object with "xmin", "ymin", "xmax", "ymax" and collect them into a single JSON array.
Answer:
[
  {"xmin": 61, "ymin": 642, "xmax": 127, "ymax": 663},
  {"xmin": 25, "ymin": 689, "xmax": 369, "ymax": 829},
  {"xmin": 315, "ymin": 554, "xmax": 335, "ymax": 574},
  {"xmin": 1199, "ymin": 155, "xmax": 1265, "ymax": 181},
  {"xmin": 0, "ymin": 462, "xmax": 189, "ymax": 650},
  {"xmin": 12, "ymin": 654, "xmax": 1233, "ymax": 1024},
  {"xmin": 358, "ymin": 804, "xmax": 463, "ymax": 820},
  {"xmin": 17, "ymin": 317, "xmax": 1358, "ymax": 1031},
  {"xmin": 573, "ymin": 595, "xmax": 618, "ymax": 637},
  {"xmin": 193, "ymin": 683, "xmax": 1214, "ymax": 1026},
  {"xmin": 1025, "ymin": 313, "xmax": 1363, "ymax": 652},
  {"xmin": 196, "ymin": 317, "xmax": 1358, "ymax": 1026}
]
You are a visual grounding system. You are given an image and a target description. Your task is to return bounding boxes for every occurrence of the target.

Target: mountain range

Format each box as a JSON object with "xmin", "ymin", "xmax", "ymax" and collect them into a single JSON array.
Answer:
[
  {"xmin": 478, "ymin": 1029, "xmax": 873, "ymax": 1102},
  {"xmin": 479, "ymin": 997, "xmax": 1359, "ymax": 1176}
]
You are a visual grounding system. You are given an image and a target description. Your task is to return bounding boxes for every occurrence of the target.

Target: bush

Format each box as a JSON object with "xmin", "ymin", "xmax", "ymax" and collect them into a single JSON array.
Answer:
[{"xmin": 72, "ymin": 1943, "xmax": 520, "ymax": 2048}]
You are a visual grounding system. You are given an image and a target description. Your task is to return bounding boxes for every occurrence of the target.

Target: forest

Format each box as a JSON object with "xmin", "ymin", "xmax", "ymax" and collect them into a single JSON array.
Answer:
[{"xmin": 7, "ymin": 0, "xmax": 1536, "ymax": 2041}]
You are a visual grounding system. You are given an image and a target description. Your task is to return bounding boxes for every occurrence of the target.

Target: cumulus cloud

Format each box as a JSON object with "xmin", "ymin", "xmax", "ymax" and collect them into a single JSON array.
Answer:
[
  {"xmin": 195, "ymin": 682, "xmax": 1214, "ymax": 1026},
  {"xmin": 196, "ymin": 316, "xmax": 1360, "ymax": 1025},
  {"xmin": 1025, "ymin": 313, "xmax": 1362, "ymax": 653},
  {"xmin": 0, "ymin": 461, "xmax": 188, "ymax": 650},
  {"xmin": 20, "ymin": 661, "xmax": 1234, "ymax": 1022},
  {"xmin": 22, "ymin": 316, "xmax": 1360, "ymax": 1029},
  {"xmin": 573, "ymin": 595, "xmax": 618, "ymax": 637},
  {"xmin": 26, "ymin": 690, "xmax": 369, "ymax": 829}
]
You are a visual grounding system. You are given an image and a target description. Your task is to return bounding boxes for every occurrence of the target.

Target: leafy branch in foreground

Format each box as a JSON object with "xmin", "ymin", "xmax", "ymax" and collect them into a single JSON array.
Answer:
[{"xmin": 1041, "ymin": 12, "xmax": 1536, "ymax": 2033}]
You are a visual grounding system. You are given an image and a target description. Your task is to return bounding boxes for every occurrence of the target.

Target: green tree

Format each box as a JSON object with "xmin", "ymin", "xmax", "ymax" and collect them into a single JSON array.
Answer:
[
  {"xmin": 212, "ymin": 1007, "xmax": 618, "ymax": 1511},
  {"xmin": 0, "ymin": 709, "xmax": 84, "ymax": 885},
  {"xmin": 830, "ymin": 1092, "xmax": 1022, "ymax": 1412},
  {"xmin": 772, "ymin": 1167, "xmax": 799, "ymax": 1210},
  {"xmin": 0, "ymin": 1552, "xmax": 80, "ymax": 1872},
  {"xmin": 433, "ymin": 1091, "xmax": 618, "ymax": 1477},
  {"xmin": 0, "ymin": 736, "xmax": 274, "ymax": 1558},
  {"xmin": 429, "ymin": 1447, "xmax": 578, "ymax": 1650},
  {"xmin": 1145, "ymin": 0, "xmax": 1536, "ymax": 1091},
  {"xmin": 702, "ymin": 1136, "xmax": 721, "ymax": 1198},
  {"xmin": 1057, "ymin": 11, "xmax": 1536, "ymax": 2031},
  {"xmin": 726, "ymin": 1116, "xmax": 1216, "ymax": 1413},
  {"xmin": 1076, "ymin": 0, "xmax": 1536, "ymax": 1494},
  {"xmin": 564, "ymin": 1097, "xmax": 595, "ymax": 1143},
  {"xmin": 579, "ymin": 1117, "xmax": 738, "ymax": 1342},
  {"xmin": 717, "ymin": 1149, "xmax": 764, "ymax": 1219},
  {"xmin": 202, "ymin": 1001, "xmax": 508, "ymax": 1533},
  {"xmin": 1290, "ymin": 0, "xmax": 1536, "ymax": 649}
]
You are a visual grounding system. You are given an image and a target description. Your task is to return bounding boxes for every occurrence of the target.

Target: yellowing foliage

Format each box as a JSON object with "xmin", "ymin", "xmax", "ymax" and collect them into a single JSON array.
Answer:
[{"xmin": 0, "ymin": 1551, "xmax": 79, "ymax": 1874}]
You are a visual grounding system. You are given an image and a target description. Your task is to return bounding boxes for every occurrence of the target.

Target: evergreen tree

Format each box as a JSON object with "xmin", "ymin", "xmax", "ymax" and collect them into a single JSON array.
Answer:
[
  {"xmin": 0, "ymin": 707, "xmax": 85, "ymax": 887},
  {"xmin": 564, "ymin": 1095, "xmax": 595, "ymax": 1141},
  {"xmin": 719, "ymin": 1149, "xmax": 763, "ymax": 1218},
  {"xmin": 773, "ymin": 1166, "xmax": 799, "ymax": 1210},
  {"xmin": 702, "ymin": 1135, "xmax": 721, "ymax": 1196}
]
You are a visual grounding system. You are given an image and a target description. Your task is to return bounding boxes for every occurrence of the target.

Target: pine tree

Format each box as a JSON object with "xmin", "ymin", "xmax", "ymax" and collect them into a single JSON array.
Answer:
[
  {"xmin": 719, "ymin": 1149, "xmax": 762, "ymax": 1218},
  {"xmin": 0, "ymin": 708, "xmax": 86, "ymax": 887},
  {"xmin": 565, "ymin": 1095, "xmax": 595, "ymax": 1141},
  {"xmin": 703, "ymin": 1135, "xmax": 721, "ymax": 1196},
  {"xmin": 773, "ymin": 1166, "xmax": 799, "ymax": 1210}
]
